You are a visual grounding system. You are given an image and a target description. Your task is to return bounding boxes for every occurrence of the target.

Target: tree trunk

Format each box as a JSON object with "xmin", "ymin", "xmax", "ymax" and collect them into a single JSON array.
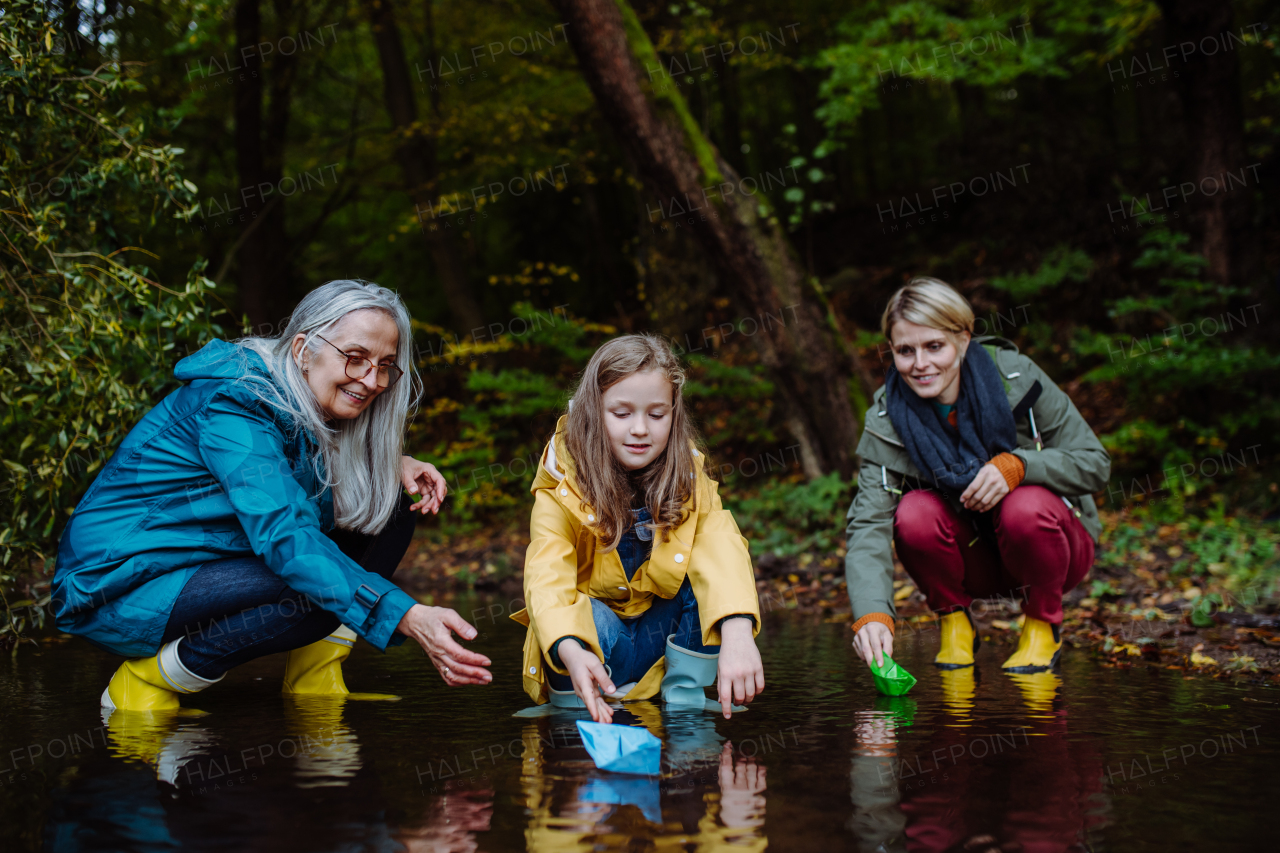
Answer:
[
  {"xmin": 1156, "ymin": 0, "xmax": 1256, "ymax": 288},
  {"xmin": 233, "ymin": 0, "xmax": 293, "ymax": 332},
  {"xmin": 550, "ymin": 0, "xmax": 861, "ymax": 477},
  {"xmin": 363, "ymin": 0, "xmax": 485, "ymax": 334}
]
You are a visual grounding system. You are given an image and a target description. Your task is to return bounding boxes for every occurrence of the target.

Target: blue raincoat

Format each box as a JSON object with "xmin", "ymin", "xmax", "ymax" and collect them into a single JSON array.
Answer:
[{"xmin": 52, "ymin": 340, "xmax": 417, "ymax": 658}]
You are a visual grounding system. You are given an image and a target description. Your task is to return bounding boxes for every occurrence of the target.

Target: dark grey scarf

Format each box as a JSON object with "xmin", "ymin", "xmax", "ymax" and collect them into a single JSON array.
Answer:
[{"xmin": 885, "ymin": 343, "xmax": 1016, "ymax": 500}]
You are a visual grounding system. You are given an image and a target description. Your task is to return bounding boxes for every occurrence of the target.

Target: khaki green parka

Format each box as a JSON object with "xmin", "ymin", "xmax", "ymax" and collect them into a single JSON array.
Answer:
[{"xmin": 844, "ymin": 337, "xmax": 1111, "ymax": 623}]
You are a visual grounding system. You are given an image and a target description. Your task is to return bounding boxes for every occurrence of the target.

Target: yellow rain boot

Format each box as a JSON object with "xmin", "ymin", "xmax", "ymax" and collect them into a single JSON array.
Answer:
[
  {"xmin": 101, "ymin": 638, "xmax": 222, "ymax": 712},
  {"xmin": 1001, "ymin": 617, "xmax": 1062, "ymax": 673},
  {"xmin": 934, "ymin": 610, "xmax": 979, "ymax": 669},
  {"xmin": 282, "ymin": 625, "xmax": 399, "ymax": 701}
]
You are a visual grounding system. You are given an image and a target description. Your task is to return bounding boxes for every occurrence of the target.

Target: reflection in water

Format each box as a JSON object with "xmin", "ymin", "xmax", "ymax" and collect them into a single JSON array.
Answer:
[
  {"xmin": 283, "ymin": 696, "xmax": 362, "ymax": 788},
  {"xmin": 103, "ymin": 708, "xmax": 216, "ymax": 785},
  {"xmin": 939, "ymin": 668, "xmax": 976, "ymax": 727},
  {"xmin": 1008, "ymin": 671, "xmax": 1062, "ymax": 720},
  {"xmin": 895, "ymin": 670, "xmax": 1107, "ymax": 853},
  {"xmin": 12, "ymin": 610, "xmax": 1279, "ymax": 852},
  {"xmin": 518, "ymin": 706, "xmax": 768, "ymax": 851},
  {"xmin": 50, "ymin": 695, "xmax": 496, "ymax": 853},
  {"xmin": 395, "ymin": 784, "xmax": 494, "ymax": 853},
  {"xmin": 848, "ymin": 705, "xmax": 908, "ymax": 853}
]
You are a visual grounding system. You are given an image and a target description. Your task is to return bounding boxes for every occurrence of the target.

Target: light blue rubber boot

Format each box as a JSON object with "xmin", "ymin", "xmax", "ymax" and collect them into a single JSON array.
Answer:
[
  {"xmin": 512, "ymin": 666, "xmax": 615, "ymax": 718},
  {"xmin": 661, "ymin": 635, "xmax": 745, "ymax": 713},
  {"xmin": 549, "ymin": 684, "xmax": 587, "ymax": 708}
]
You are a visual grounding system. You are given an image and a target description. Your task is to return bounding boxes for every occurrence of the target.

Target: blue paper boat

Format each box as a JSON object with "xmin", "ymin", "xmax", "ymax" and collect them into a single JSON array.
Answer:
[{"xmin": 575, "ymin": 720, "xmax": 661, "ymax": 775}]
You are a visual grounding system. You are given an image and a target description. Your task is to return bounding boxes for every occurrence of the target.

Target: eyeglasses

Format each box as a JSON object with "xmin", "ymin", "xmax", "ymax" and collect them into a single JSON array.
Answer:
[{"xmin": 315, "ymin": 335, "xmax": 404, "ymax": 389}]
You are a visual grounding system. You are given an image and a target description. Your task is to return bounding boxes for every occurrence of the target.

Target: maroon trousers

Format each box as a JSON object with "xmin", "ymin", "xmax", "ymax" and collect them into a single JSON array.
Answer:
[{"xmin": 892, "ymin": 485, "xmax": 1094, "ymax": 625}]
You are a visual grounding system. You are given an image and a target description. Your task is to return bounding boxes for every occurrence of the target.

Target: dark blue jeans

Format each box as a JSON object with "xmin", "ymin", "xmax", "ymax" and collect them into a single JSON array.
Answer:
[
  {"xmin": 161, "ymin": 495, "xmax": 416, "ymax": 679},
  {"xmin": 548, "ymin": 577, "xmax": 718, "ymax": 690}
]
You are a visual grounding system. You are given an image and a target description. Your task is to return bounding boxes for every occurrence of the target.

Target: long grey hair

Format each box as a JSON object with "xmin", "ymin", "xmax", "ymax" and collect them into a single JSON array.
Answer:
[{"xmin": 238, "ymin": 280, "xmax": 421, "ymax": 535}]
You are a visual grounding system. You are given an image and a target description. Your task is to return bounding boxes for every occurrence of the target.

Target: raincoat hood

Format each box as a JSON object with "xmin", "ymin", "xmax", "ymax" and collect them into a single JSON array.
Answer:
[{"xmin": 174, "ymin": 338, "xmax": 270, "ymax": 384}]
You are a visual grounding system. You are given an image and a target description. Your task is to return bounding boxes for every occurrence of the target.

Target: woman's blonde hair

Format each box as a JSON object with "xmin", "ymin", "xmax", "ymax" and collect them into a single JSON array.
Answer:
[
  {"xmin": 881, "ymin": 277, "xmax": 975, "ymax": 341},
  {"xmin": 564, "ymin": 334, "xmax": 704, "ymax": 552}
]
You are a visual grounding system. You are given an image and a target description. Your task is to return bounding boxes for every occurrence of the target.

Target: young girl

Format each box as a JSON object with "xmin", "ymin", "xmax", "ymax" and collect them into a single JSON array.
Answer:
[{"xmin": 512, "ymin": 335, "xmax": 763, "ymax": 722}]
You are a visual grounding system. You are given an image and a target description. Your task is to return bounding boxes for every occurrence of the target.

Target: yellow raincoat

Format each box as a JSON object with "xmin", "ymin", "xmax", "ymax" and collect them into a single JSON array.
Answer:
[{"xmin": 512, "ymin": 417, "xmax": 760, "ymax": 704}]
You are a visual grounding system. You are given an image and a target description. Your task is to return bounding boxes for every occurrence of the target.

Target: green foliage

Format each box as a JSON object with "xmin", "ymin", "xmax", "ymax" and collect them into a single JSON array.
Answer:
[
  {"xmin": 1096, "ymin": 499, "xmax": 1280, "ymax": 603},
  {"xmin": 815, "ymin": 1, "xmax": 1066, "ymax": 129},
  {"xmin": 412, "ymin": 303, "xmax": 787, "ymax": 535},
  {"xmin": 722, "ymin": 472, "xmax": 854, "ymax": 559},
  {"xmin": 0, "ymin": 1, "xmax": 220, "ymax": 637},
  {"xmin": 814, "ymin": 0, "xmax": 1160, "ymax": 130},
  {"xmin": 1072, "ymin": 229, "xmax": 1280, "ymax": 479},
  {"xmin": 987, "ymin": 245, "xmax": 1091, "ymax": 302},
  {"xmin": 1088, "ymin": 579, "xmax": 1122, "ymax": 598},
  {"xmin": 682, "ymin": 355, "xmax": 776, "ymax": 448},
  {"xmin": 410, "ymin": 303, "xmax": 616, "ymax": 532}
]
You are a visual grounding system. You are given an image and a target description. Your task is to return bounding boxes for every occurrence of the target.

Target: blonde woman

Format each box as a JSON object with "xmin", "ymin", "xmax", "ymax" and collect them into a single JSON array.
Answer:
[
  {"xmin": 53, "ymin": 280, "xmax": 490, "ymax": 712},
  {"xmin": 846, "ymin": 278, "xmax": 1110, "ymax": 673},
  {"xmin": 513, "ymin": 335, "xmax": 763, "ymax": 721}
]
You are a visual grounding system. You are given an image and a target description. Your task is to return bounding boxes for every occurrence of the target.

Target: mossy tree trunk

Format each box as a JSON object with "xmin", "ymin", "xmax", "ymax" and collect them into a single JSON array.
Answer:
[{"xmin": 549, "ymin": 0, "xmax": 863, "ymax": 478}]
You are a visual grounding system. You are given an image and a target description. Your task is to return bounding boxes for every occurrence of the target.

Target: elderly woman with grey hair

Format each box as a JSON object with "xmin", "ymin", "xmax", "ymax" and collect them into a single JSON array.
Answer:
[{"xmin": 53, "ymin": 280, "xmax": 490, "ymax": 712}]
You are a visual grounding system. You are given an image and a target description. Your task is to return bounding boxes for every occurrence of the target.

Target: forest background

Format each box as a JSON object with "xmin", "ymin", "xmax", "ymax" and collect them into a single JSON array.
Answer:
[{"xmin": 2, "ymin": 0, "xmax": 1279, "ymax": 657}]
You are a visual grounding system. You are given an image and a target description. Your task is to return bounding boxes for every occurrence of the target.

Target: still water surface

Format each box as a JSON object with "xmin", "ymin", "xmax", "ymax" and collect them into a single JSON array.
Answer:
[{"xmin": 1, "ymin": 597, "xmax": 1274, "ymax": 852}]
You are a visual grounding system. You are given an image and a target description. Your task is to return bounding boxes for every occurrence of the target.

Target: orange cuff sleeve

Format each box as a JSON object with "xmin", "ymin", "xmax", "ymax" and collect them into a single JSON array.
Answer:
[
  {"xmin": 851, "ymin": 613, "xmax": 896, "ymax": 635},
  {"xmin": 989, "ymin": 452, "xmax": 1026, "ymax": 491}
]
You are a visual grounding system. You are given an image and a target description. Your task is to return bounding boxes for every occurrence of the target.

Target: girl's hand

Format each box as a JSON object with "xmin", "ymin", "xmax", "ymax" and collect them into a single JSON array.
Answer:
[
  {"xmin": 852, "ymin": 620, "xmax": 894, "ymax": 668},
  {"xmin": 717, "ymin": 618, "xmax": 764, "ymax": 719},
  {"xmin": 960, "ymin": 463, "xmax": 1009, "ymax": 513},
  {"xmin": 558, "ymin": 641, "xmax": 616, "ymax": 724},
  {"xmin": 397, "ymin": 605, "xmax": 492, "ymax": 686},
  {"xmin": 402, "ymin": 456, "xmax": 448, "ymax": 514}
]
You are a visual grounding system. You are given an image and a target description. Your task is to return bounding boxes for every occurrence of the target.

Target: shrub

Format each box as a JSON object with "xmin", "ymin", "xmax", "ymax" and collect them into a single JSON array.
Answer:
[{"xmin": 1, "ymin": 2, "xmax": 219, "ymax": 640}]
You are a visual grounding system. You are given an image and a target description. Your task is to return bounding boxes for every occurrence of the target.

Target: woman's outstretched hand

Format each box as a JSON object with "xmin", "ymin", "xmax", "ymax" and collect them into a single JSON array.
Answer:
[
  {"xmin": 558, "ymin": 641, "xmax": 616, "ymax": 724},
  {"xmin": 402, "ymin": 456, "xmax": 448, "ymax": 514},
  {"xmin": 717, "ymin": 618, "xmax": 764, "ymax": 719},
  {"xmin": 397, "ymin": 605, "xmax": 492, "ymax": 686},
  {"xmin": 852, "ymin": 620, "xmax": 894, "ymax": 668}
]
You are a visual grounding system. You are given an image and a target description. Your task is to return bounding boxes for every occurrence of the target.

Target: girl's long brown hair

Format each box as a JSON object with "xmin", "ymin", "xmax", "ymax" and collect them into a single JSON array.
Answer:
[{"xmin": 564, "ymin": 334, "xmax": 704, "ymax": 552}]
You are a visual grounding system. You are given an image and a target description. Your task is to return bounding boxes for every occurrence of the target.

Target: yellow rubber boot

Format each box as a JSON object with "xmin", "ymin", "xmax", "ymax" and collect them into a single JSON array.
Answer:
[
  {"xmin": 282, "ymin": 625, "xmax": 400, "ymax": 701},
  {"xmin": 102, "ymin": 639, "xmax": 221, "ymax": 712},
  {"xmin": 1001, "ymin": 617, "xmax": 1062, "ymax": 673},
  {"xmin": 934, "ymin": 610, "xmax": 979, "ymax": 669}
]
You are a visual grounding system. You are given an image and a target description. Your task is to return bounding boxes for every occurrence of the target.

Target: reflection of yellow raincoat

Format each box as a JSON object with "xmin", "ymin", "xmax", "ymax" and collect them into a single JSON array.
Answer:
[
  {"xmin": 518, "ymin": 714, "xmax": 769, "ymax": 853},
  {"xmin": 512, "ymin": 417, "xmax": 760, "ymax": 704}
]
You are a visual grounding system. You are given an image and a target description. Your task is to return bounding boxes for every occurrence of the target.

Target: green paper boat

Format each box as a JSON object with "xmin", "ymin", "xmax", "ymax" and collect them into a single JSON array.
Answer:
[{"xmin": 869, "ymin": 655, "xmax": 917, "ymax": 696}]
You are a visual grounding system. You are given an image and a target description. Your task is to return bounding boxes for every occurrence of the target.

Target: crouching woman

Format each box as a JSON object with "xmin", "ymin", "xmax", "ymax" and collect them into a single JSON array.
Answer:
[
  {"xmin": 846, "ymin": 278, "xmax": 1110, "ymax": 674},
  {"xmin": 53, "ymin": 279, "xmax": 490, "ymax": 712}
]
